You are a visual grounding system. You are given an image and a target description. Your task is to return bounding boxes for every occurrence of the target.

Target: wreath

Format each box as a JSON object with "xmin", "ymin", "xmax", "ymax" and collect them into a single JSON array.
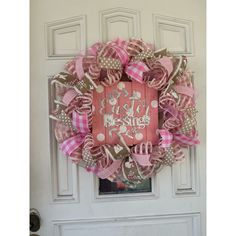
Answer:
[{"xmin": 50, "ymin": 38, "xmax": 199, "ymax": 187}]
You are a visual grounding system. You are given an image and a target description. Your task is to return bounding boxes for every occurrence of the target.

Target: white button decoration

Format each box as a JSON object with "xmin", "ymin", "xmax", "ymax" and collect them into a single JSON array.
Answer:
[
  {"xmin": 135, "ymin": 133, "xmax": 143, "ymax": 141},
  {"xmin": 97, "ymin": 133, "xmax": 105, "ymax": 142},
  {"xmin": 117, "ymin": 82, "xmax": 125, "ymax": 90},
  {"xmin": 151, "ymin": 100, "xmax": 158, "ymax": 108},
  {"xmin": 119, "ymin": 125, "xmax": 127, "ymax": 133},
  {"xmin": 96, "ymin": 85, "xmax": 104, "ymax": 93}
]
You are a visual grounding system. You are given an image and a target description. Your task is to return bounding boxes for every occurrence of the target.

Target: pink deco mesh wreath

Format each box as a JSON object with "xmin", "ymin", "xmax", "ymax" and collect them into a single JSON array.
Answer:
[{"xmin": 49, "ymin": 38, "xmax": 200, "ymax": 187}]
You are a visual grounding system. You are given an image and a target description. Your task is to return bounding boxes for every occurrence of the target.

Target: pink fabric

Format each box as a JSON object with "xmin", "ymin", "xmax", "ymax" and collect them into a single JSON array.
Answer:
[
  {"xmin": 64, "ymin": 60, "xmax": 77, "ymax": 77},
  {"xmin": 143, "ymin": 56, "xmax": 173, "ymax": 90},
  {"xmin": 75, "ymin": 55, "xmax": 84, "ymax": 80},
  {"xmin": 96, "ymin": 160, "xmax": 122, "ymax": 179},
  {"xmin": 54, "ymin": 121, "xmax": 76, "ymax": 143},
  {"xmin": 125, "ymin": 61, "xmax": 150, "ymax": 83},
  {"xmin": 131, "ymin": 142, "xmax": 153, "ymax": 166},
  {"xmin": 174, "ymin": 131, "xmax": 200, "ymax": 146},
  {"xmin": 105, "ymin": 38, "xmax": 129, "ymax": 64},
  {"xmin": 132, "ymin": 153, "xmax": 152, "ymax": 166},
  {"xmin": 164, "ymin": 105, "xmax": 178, "ymax": 118},
  {"xmin": 158, "ymin": 56, "xmax": 173, "ymax": 76},
  {"xmin": 158, "ymin": 129, "xmax": 173, "ymax": 148},
  {"xmin": 60, "ymin": 112, "xmax": 90, "ymax": 156},
  {"xmin": 113, "ymin": 45, "xmax": 129, "ymax": 65},
  {"xmin": 112, "ymin": 37, "xmax": 128, "ymax": 48},
  {"xmin": 60, "ymin": 133, "xmax": 86, "ymax": 156},
  {"xmin": 172, "ymin": 85, "xmax": 195, "ymax": 97},
  {"xmin": 88, "ymin": 42, "xmax": 103, "ymax": 56},
  {"xmin": 62, "ymin": 89, "xmax": 78, "ymax": 106},
  {"xmin": 72, "ymin": 111, "xmax": 89, "ymax": 134}
]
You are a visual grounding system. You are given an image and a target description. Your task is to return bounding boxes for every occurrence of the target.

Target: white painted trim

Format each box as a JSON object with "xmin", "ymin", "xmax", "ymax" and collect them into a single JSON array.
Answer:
[
  {"xmin": 153, "ymin": 14, "xmax": 194, "ymax": 56},
  {"xmin": 52, "ymin": 212, "xmax": 201, "ymax": 236},
  {"xmin": 172, "ymin": 147, "xmax": 199, "ymax": 197},
  {"xmin": 99, "ymin": 7, "xmax": 141, "ymax": 42},
  {"xmin": 45, "ymin": 15, "xmax": 87, "ymax": 59}
]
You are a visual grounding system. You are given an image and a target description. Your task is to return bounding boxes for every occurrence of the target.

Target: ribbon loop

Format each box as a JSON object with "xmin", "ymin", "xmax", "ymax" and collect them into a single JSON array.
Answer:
[
  {"xmin": 131, "ymin": 142, "xmax": 153, "ymax": 166},
  {"xmin": 72, "ymin": 111, "xmax": 89, "ymax": 133},
  {"xmin": 60, "ymin": 133, "xmax": 86, "ymax": 156},
  {"xmin": 97, "ymin": 160, "xmax": 122, "ymax": 179},
  {"xmin": 158, "ymin": 129, "xmax": 173, "ymax": 148},
  {"xmin": 125, "ymin": 61, "xmax": 149, "ymax": 83}
]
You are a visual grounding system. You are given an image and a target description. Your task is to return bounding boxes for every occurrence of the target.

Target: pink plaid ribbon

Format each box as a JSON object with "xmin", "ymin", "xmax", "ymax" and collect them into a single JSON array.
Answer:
[
  {"xmin": 72, "ymin": 111, "xmax": 90, "ymax": 133},
  {"xmin": 158, "ymin": 129, "xmax": 173, "ymax": 148},
  {"xmin": 110, "ymin": 43, "xmax": 129, "ymax": 65},
  {"xmin": 125, "ymin": 61, "xmax": 150, "ymax": 83},
  {"xmin": 60, "ymin": 111, "xmax": 89, "ymax": 156},
  {"xmin": 60, "ymin": 133, "xmax": 86, "ymax": 156}
]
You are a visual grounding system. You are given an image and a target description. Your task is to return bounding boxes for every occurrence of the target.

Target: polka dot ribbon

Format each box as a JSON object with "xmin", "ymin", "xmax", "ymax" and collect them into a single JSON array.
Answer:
[
  {"xmin": 132, "ymin": 50, "xmax": 155, "ymax": 61},
  {"xmin": 162, "ymin": 146, "xmax": 175, "ymax": 166},
  {"xmin": 99, "ymin": 57, "xmax": 122, "ymax": 70}
]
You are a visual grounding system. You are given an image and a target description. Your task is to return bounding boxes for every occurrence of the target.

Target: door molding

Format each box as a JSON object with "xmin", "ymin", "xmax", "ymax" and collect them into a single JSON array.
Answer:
[
  {"xmin": 45, "ymin": 15, "xmax": 87, "ymax": 59},
  {"xmin": 99, "ymin": 7, "xmax": 141, "ymax": 41},
  {"xmin": 153, "ymin": 14, "xmax": 194, "ymax": 56},
  {"xmin": 48, "ymin": 78, "xmax": 80, "ymax": 203},
  {"xmin": 52, "ymin": 212, "xmax": 201, "ymax": 236},
  {"xmin": 172, "ymin": 147, "xmax": 199, "ymax": 197}
]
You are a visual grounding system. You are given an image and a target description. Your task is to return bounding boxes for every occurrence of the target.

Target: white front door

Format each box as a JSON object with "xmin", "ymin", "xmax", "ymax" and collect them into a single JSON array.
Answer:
[{"xmin": 30, "ymin": 0, "xmax": 206, "ymax": 235}]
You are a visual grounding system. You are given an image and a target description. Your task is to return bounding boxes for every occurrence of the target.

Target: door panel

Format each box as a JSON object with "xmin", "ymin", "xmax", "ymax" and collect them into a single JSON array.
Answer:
[
  {"xmin": 53, "ymin": 213, "xmax": 201, "ymax": 236},
  {"xmin": 30, "ymin": 0, "xmax": 206, "ymax": 235}
]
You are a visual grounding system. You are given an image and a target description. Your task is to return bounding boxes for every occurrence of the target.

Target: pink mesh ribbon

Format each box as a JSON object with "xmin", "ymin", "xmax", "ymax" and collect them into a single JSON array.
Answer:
[{"xmin": 143, "ymin": 56, "xmax": 173, "ymax": 90}]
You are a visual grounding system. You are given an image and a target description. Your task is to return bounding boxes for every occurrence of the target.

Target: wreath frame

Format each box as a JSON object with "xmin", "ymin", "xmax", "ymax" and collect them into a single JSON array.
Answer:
[{"xmin": 49, "ymin": 38, "xmax": 199, "ymax": 187}]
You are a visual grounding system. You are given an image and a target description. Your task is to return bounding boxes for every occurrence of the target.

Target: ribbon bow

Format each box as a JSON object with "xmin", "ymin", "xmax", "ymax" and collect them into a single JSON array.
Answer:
[
  {"xmin": 66, "ymin": 38, "xmax": 161, "ymax": 88},
  {"xmin": 60, "ymin": 111, "xmax": 89, "ymax": 156}
]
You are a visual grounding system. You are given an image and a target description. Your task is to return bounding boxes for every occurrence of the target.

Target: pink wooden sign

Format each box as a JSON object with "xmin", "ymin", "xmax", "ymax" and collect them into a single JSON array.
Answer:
[{"xmin": 92, "ymin": 81, "xmax": 158, "ymax": 146}]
